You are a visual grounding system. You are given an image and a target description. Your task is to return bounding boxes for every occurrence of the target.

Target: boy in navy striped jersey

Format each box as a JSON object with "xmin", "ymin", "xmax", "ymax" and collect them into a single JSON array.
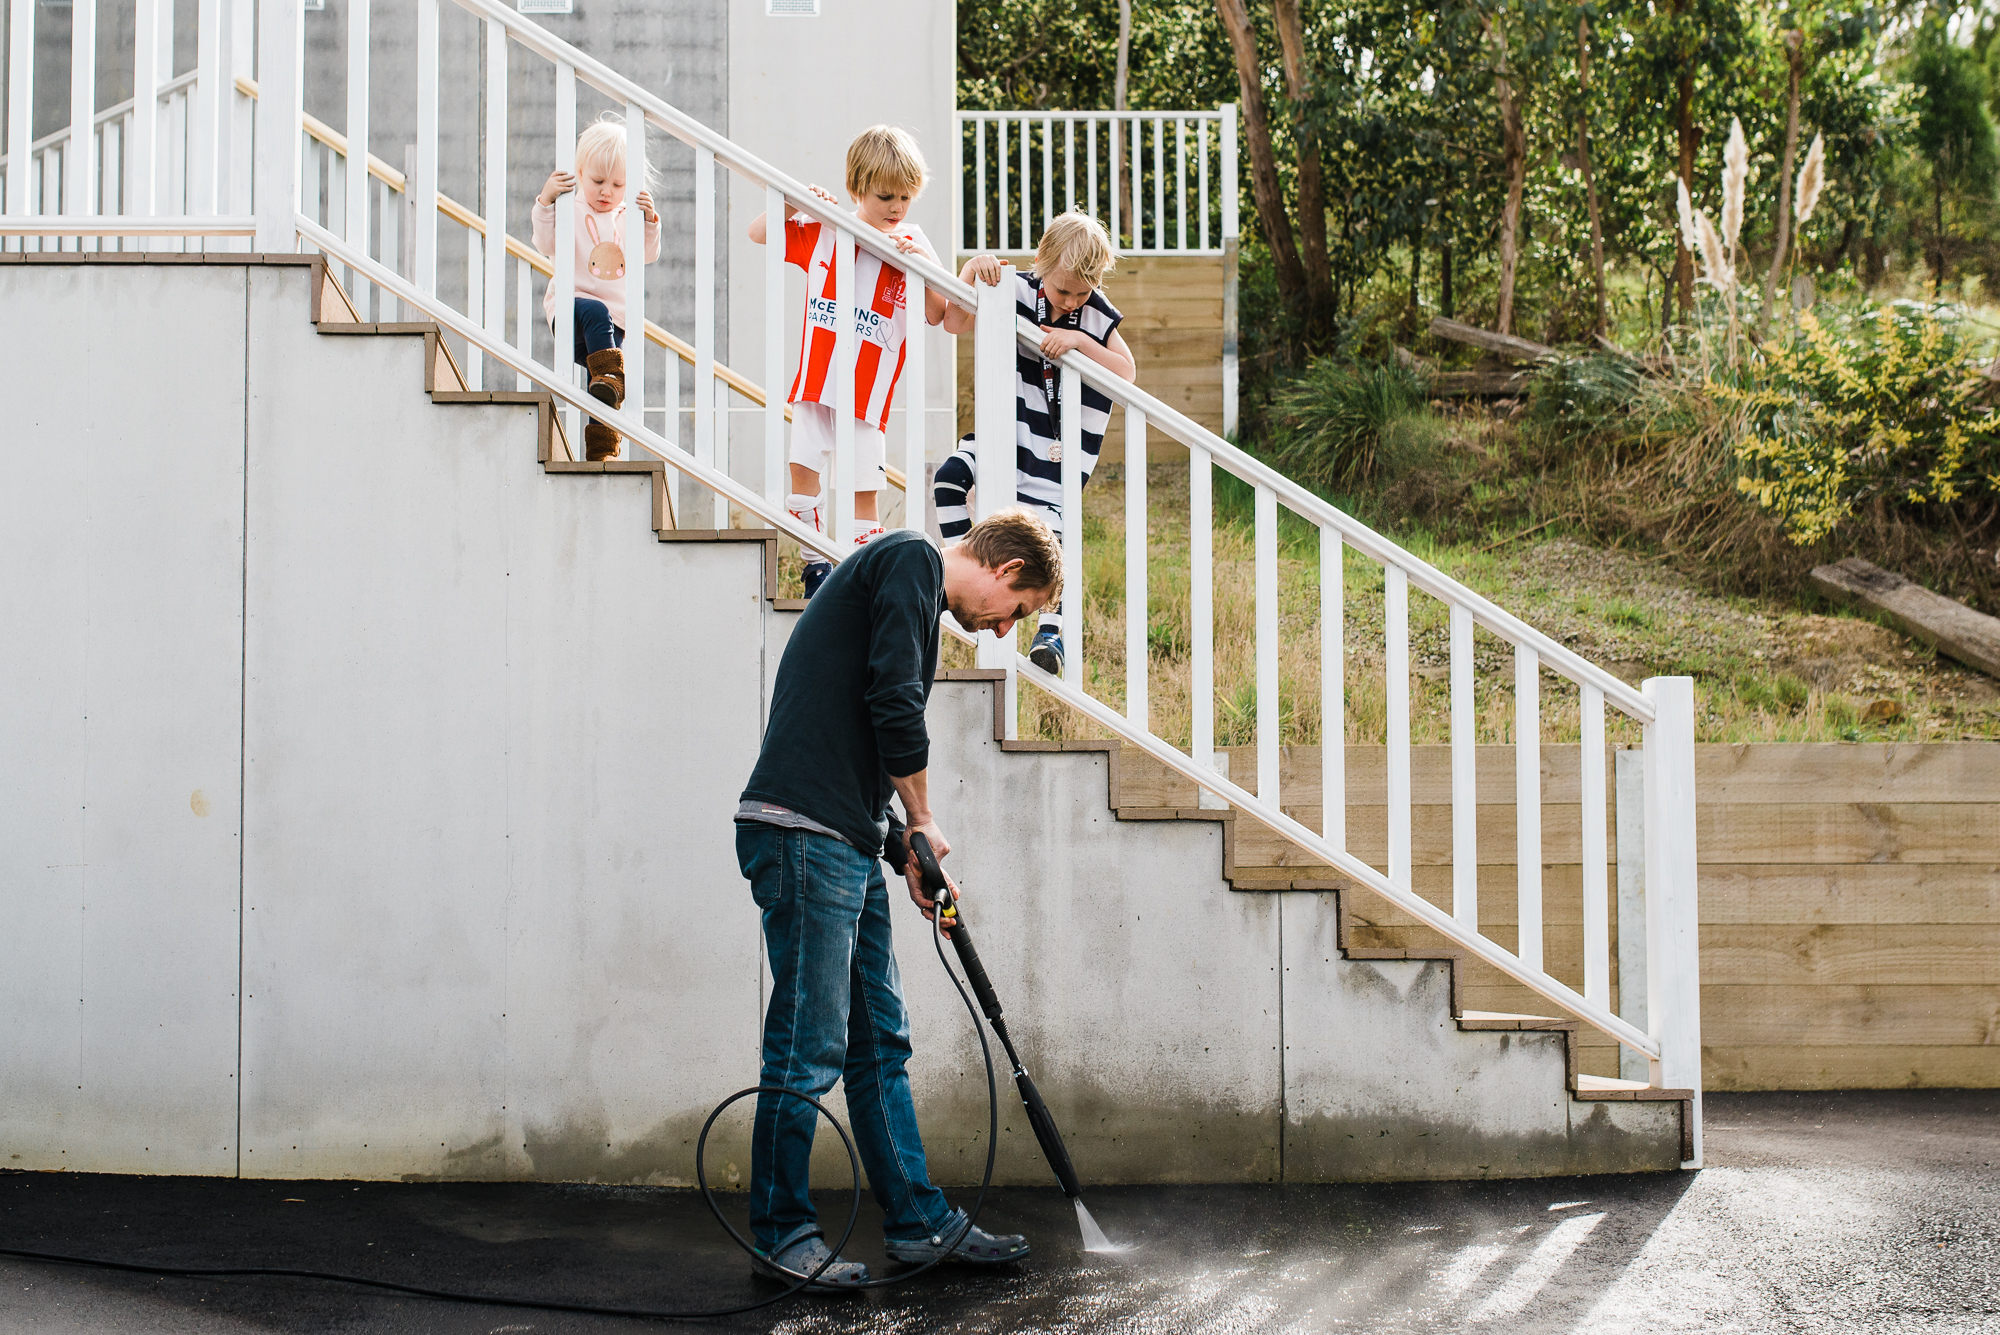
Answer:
[{"xmin": 935, "ymin": 212, "xmax": 1135, "ymax": 676}]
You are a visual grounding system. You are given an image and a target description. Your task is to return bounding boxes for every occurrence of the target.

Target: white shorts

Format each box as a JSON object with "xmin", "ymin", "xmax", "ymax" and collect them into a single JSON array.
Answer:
[{"xmin": 789, "ymin": 401, "xmax": 887, "ymax": 490}]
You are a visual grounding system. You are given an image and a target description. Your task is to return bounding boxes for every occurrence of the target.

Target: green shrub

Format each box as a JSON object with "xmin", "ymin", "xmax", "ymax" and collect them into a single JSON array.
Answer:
[
  {"xmin": 1528, "ymin": 353, "xmax": 1645, "ymax": 443},
  {"xmin": 1725, "ymin": 302, "xmax": 2000, "ymax": 543},
  {"xmin": 1267, "ymin": 358, "xmax": 1430, "ymax": 491}
]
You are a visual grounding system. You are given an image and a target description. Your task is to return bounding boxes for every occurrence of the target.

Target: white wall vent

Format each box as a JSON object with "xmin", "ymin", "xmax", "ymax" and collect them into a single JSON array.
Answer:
[
  {"xmin": 768, "ymin": 0, "xmax": 819, "ymax": 14},
  {"xmin": 519, "ymin": 0, "xmax": 573, "ymax": 11}
]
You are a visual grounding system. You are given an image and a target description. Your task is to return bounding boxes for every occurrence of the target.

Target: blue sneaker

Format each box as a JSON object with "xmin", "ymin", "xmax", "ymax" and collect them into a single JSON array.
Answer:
[
  {"xmin": 1027, "ymin": 627, "xmax": 1064, "ymax": 676},
  {"xmin": 801, "ymin": 559, "xmax": 833, "ymax": 599},
  {"xmin": 884, "ymin": 1212, "xmax": 1030, "ymax": 1266},
  {"xmin": 750, "ymin": 1234, "xmax": 870, "ymax": 1291}
]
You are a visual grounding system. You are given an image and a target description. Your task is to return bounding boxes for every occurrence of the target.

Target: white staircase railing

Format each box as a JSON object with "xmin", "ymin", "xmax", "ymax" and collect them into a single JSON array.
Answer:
[
  {"xmin": 0, "ymin": 0, "xmax": 1702, "ymax": 1168},
  {"xmin": 956, "ymin": 108, "xmax": 1237, "ymax": 257}
]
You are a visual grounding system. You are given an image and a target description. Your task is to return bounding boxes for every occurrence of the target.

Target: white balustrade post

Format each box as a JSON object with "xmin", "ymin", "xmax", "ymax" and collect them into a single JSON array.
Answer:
[
  {"xmin": 972, "ymin": 265, "xmax": 1018, "ymax": 724},
  {"xmin": 1189, "ymin": 441, "xmax": 1213, "ymax": 773},
  {"xmin": 973, "ymin": 119, "xmax": 986, "ymax": 250},
  {"xmin": 515, "ymin": 256, "xmax": 530, "ymax": 390},
  {"xmin": 1255, "ymin": 483, "xmax": 1278, "ymax": 804},
  {"xmin": 482, "ymin": 20, "xmax": 506, "ymax": 393},
  {"xmin": 551, "ymin": 62, "xmax": 574, "ymax": 438},
  {"xmin": 763, "ymin": 183, "xmax": 784, "ymax": 507},
  {"xmin": 132, "ymin": 0, "xmax": 160, "ymax": 228},
  {"xmin": 695, "ymin": 142, "xmax": 717, "ymax": 483},
  {"xmin": 68, "ymin": 0, "xmax": 98, "ymax": 241},
  {"xmin": 1320, "ymin": 526, "xmax": 1343, "ymax": 839},
  {"xmin": 902, "ymin": 273, "xmax": 925, "ymax": 532},
  {"xmin": 832, "ymin": 226, "xmax": 857, "ymax": 546},
  {"xmin": 1125, "ymin": 409, "xmax": 1149, "ymax": 731},
  {"xmin": 5, "ymin": 0, "xmax": 32, "ymax": 231},
  {"xmin": 346, "ymin": 0, "xmax": 369, "ymax": 295},
  {"xmin": 1198, "ymin": 115, "xmax": 1210, "ymax": 251},
  {"xmin": 465, "ymin": 229, "xmax": 482, "ymax": 388},
  {"xmin": 1220, "ymin": 102, "xmax": 1239, "ymax": 437},
  {"xmin": 1581, "ymin": 683, "xmax": 1610, "ymax": 1008},
  {"xmin": 1642, "ymin": 675, "xmax": 1701, "ymax": 1165},
  {"xmin": 189, "ymin": 0, "xmax": 221, "ymax": 217},
  {"xmin": 1516, "ymin": 645, "xmax": 1543, "ymax": 971},
  {"xmin": 252, "ymin": 0, "xmax": 302, "ymax": 252},
  {"xmin": 1450, "ymin": 602, "xmax": 1477, "ymax": 927},
  {"xmin": 626, "ymin": 102, "xmax": 649, "ymax": 468},
  {"xmin": 414, "ymin": 0, "xmax": 439, "ymax": 295},
  {"xmin": 1152, "ymin": 116, "xmax": 1166, "ymax": 250},
  {"xmin": 1386, "ymin": 565, "xmax": 1410, "ymax": 888},
  {"xmin": 1062, "ymin": 363, "xmax": 1086, "ymax": 689}
]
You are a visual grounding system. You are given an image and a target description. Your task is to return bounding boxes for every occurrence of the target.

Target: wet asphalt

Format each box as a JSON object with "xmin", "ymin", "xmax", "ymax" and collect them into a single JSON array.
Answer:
[{"xmin": 2, "ymin": 1090, "xmax": 1994, "ymax": 1334}]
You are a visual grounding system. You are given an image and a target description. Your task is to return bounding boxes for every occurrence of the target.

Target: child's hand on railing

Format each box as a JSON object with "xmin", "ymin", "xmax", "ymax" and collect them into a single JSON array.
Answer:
[
  {"xmin": 636, "ymin": 189, "xmax": 657, "ymax": 224},
  {"xmin": 1037, "ymin": 325, "xmax": 1089, "ymax": 359},
  {"xmin": 537, "ymin": 170, "xmax": 575, "ymax": 206},
  {"xmin": 959, "ymin": 254, "xmax": 1006, "ymax": 286},
  {"xmin": 804, "ymin": 183, "xmax": 841, "ymax": 208}
]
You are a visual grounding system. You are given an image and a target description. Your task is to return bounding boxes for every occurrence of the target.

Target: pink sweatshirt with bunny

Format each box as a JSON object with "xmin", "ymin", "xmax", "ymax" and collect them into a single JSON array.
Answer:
[{"xmin": 531, "ymin": 194, "xmax": 662, "ymax": 330}]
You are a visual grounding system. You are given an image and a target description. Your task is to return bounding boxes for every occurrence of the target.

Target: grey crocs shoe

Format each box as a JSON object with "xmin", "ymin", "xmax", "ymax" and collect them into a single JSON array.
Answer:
[
  {"xmin": 749, "ymin": 1234, "xmax": 870, "ymax": 1291},
  {"xmin": 884, "ymin": 1213, "xmax": 1030, "ymax": 1266}
]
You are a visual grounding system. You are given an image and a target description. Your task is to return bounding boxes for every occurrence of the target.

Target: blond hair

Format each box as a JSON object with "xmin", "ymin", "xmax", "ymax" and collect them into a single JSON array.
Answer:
[
  {"xmin": 962, "ymin": 506, "xmax": 1063, "ymax": 602},
  {"xmin": 574, "ymin": 113, "xmax": 661, "ymax": 190},
  {"xmin": 1035, "ymin": 211, "xmax": 1117, "ymax": 289},
  {"xmin": 845, "ymin": 125, "xmax": 928, "ymax": 198}
]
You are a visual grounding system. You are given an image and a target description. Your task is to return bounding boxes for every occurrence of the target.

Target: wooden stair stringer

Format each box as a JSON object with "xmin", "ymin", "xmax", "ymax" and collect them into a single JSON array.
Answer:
[{"xmin": 938, "ymin": 667, "xmax": 1694, "ymax": 1161}]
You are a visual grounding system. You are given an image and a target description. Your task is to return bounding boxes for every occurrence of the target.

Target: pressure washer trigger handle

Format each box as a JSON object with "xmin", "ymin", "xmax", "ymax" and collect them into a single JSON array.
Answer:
[{"xmin": 909, "ymin": 831, "xmax": 953, "ymax": 914}]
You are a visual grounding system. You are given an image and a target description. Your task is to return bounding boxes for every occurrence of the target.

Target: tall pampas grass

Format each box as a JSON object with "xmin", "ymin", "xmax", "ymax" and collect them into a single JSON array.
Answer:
[
  {"xmin": 1795, "ymin": 132, "xmax": 1825, "ymax": 224},
  {"xmin": 1721, "ymin": 117, "xmax": 1749, "ymax": 260}
]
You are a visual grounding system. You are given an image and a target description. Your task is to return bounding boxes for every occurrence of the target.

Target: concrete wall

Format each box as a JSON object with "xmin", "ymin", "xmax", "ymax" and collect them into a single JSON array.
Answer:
[
  {"xmin": 1, "ymin": 259, "xmax": 769, "ymax": 1181},
  {"xmin": 907, "ymin": 684, "xmax": 1681, "ymax": 1185},
  {"xmin": 0, "ymin": 260, "xmax": 1680, "ymax": 1184}
]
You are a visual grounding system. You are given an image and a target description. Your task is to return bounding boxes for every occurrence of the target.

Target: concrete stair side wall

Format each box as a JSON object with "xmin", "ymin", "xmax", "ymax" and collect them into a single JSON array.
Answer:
[
  {"xmin": 0, "ymin": 259, "xmax": 1682, "ymax": 1184},
  {"xmin": 900, "ymin": 681, "xmax": 1684, "ymax": 1184}
]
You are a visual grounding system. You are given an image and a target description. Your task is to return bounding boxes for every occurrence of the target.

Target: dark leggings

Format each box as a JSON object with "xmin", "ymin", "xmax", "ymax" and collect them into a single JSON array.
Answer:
[{"xmin": 572, "ymin": 297, "xmax": 625, "ymax": 364}]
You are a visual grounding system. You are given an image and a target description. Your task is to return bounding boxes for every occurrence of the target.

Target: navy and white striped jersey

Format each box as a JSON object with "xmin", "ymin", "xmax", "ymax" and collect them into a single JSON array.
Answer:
[{"xmin": 1011, "ymin": 270, "xmax": 1124, "ymax": 507}]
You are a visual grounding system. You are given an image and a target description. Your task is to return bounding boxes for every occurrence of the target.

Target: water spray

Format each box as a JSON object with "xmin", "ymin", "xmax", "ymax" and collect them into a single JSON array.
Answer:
[{"xmin": 908, "ymin": 833, "xmax": 1129, "ymax": 1254}]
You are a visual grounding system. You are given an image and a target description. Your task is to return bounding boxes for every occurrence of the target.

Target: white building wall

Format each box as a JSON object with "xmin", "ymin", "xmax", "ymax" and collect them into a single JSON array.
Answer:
[
  {"xmin": 0, "ymin": 265, "xmax": 249, "ymax": 1176},
  {"xmin": 724, "ymin": 0, "xmax": 959, "ymax": 526}
]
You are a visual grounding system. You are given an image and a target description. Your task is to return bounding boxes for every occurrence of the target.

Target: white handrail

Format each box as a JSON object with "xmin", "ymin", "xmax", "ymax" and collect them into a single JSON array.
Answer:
[{"xmin": 1013, "ymin": 313, "xmax": 1657, "ymax": 723}]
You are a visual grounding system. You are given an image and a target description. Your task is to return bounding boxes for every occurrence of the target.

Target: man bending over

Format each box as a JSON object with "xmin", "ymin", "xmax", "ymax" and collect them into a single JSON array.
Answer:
[{"xmin": 735, "ymin": 508, "xmax": 1063, "ymax": 1289}]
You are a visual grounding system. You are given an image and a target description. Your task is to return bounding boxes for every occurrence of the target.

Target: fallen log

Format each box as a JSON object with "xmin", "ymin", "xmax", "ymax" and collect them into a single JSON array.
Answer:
[
  {"xmin": 1428, "ymin": 316, "xmax": 1558, "ymax": 364},
  {"xmin": 1809, "ymin": 557, "xmax": 2000, "ymax": 678},
  {"xmin": 1430, "ymin": 368, "xmax": 1536, "ymax": 398}
]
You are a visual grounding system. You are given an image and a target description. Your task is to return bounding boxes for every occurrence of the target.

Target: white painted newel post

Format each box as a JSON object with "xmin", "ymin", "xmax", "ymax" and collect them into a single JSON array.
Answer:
[
  {"xmin": 1642, "ymin": 674, "xmax": 1702, "ymax": 1167},
  {"xmin": 252, "ymin": 0, "xmax": 302, "ymax": 253},
  {"xmin": 972, "ymin": 264, "xmax": 1018, "ymax": 735}
]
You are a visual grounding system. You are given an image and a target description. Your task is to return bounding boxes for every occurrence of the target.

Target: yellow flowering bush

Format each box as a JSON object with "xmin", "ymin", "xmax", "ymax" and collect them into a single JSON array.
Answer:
[{"xmin": 1725, "ymin": 302, "xmax": 2000, "ymax": 543}]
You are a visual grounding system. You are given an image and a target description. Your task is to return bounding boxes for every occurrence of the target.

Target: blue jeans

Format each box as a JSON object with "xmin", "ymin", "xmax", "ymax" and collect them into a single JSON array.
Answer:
[
  {"xmin": 572, "ymin": 297, "xmax": 624, "ymax": 364},
  {"xmin": 736, "ymin": 823, "xmax": 959, "ymax": 1254}
]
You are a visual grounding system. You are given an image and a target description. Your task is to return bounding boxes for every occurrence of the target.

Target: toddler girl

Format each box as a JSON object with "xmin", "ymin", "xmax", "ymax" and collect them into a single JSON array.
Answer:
[{"xmin": 533, "ymin": 114, "xmax": 661, "ymax": 461}]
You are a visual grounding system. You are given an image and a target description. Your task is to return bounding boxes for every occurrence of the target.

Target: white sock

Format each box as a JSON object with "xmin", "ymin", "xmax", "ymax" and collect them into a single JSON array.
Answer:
[{"xmin": 787, "ymin": 492, "xmax": 823, "ymax": 534}]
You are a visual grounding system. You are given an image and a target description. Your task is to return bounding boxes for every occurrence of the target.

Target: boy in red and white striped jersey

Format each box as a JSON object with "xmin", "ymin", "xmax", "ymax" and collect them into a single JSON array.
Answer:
[{"xmin": 749, "ymin": 127, "xmax": 972, "ymax": 597}]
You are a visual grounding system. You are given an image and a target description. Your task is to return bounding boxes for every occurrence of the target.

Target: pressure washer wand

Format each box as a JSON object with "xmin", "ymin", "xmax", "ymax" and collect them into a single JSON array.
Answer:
[{"xmin": 908, "ymin": 832, "xmax": 1084, "ymax": 1202}]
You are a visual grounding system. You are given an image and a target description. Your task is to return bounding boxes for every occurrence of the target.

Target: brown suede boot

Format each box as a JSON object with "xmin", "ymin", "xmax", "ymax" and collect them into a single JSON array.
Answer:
[{"xmin": 583, "ymin": 347, "xmax": 626, "ymax": 462}]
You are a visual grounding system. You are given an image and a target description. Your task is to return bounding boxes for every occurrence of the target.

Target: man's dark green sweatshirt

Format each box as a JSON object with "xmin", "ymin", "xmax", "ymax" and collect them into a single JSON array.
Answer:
[{"xmin": 740, "ymin": 531, "xmax": 944, "ymax": 857}]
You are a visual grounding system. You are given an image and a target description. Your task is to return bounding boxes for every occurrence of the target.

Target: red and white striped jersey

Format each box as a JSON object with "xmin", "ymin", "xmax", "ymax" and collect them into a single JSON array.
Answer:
[{"xmin": 785, "ymin": 213, "xmax": 935, "ymax": 429}]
